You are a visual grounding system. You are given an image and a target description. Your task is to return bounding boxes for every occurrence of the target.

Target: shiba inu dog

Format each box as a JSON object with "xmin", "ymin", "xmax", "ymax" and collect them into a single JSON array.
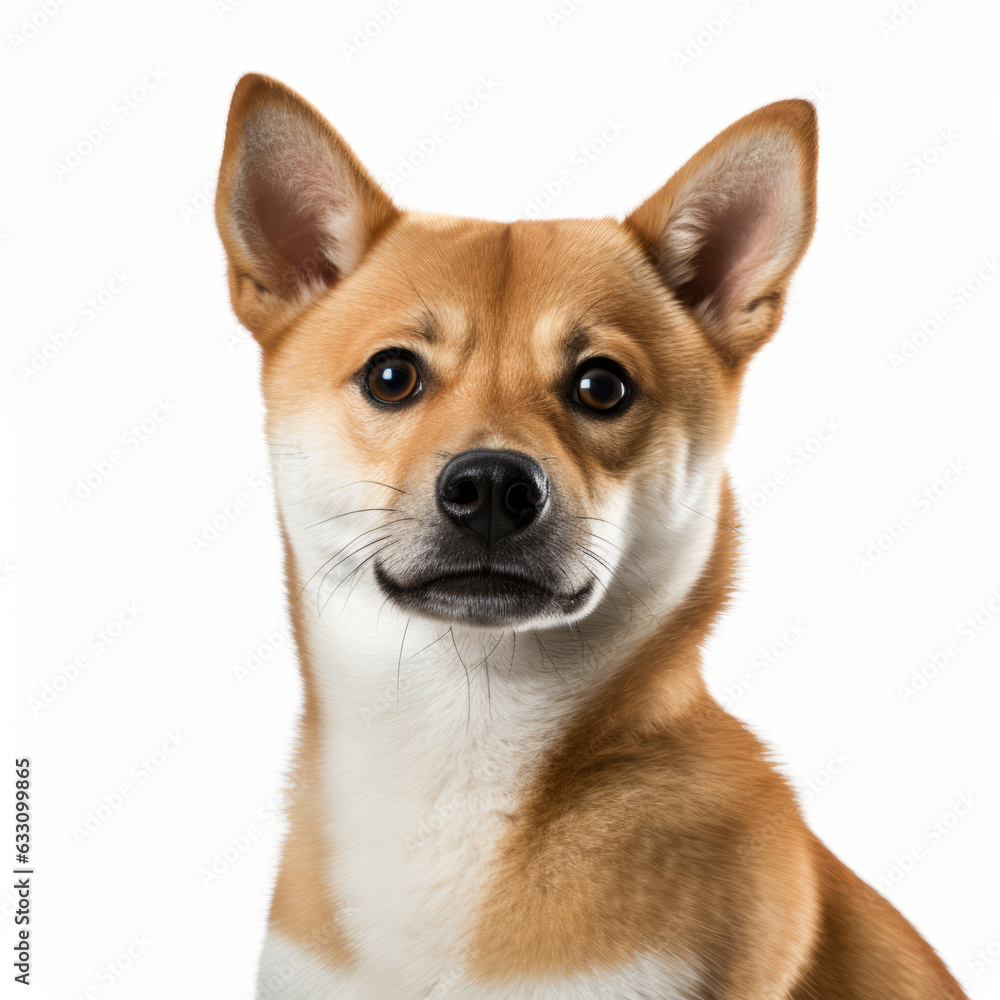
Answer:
[{"xmin": 215, "ymin": 73, "xmax": 968, "ymax": 1000}]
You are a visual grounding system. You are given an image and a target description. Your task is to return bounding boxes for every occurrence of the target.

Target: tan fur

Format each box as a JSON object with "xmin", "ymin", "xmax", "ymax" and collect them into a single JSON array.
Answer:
[
  {"xmin": 266, "ymin": 535, "xmax": 357, "ymax": 971},
  {"xmin": 217, "ymin": 74, "xmax": 968, "ymax": 999}
]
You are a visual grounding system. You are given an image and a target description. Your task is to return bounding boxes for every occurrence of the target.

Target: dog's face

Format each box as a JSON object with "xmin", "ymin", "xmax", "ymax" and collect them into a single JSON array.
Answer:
[
  {"xmin": 216, "ymin": 76, "xmax": 816, "ymax": 631},
  {"xmin": 256, "ymin": 216, "xmax": 731, "ymax": 630}
]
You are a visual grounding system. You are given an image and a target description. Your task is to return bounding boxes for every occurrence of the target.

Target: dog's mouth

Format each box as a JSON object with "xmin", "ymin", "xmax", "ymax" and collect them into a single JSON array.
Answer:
[{"xmin": 374, "ymin": 562, "xmax": 595, "ymax": 628}]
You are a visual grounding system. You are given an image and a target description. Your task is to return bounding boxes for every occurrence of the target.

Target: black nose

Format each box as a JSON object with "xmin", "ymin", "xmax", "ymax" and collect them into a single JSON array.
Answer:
[{"xmin": 437, "ymin": 449, "xmax": 549, "ymax": 545}]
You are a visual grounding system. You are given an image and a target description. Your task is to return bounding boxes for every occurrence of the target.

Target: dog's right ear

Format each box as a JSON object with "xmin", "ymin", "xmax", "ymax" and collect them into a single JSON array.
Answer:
[
  {"xmin": 625, "ymin": 100, "xmax": 817, "ymax": 367},
  {"xmin": 215, "ymin": 74, "xmax": 399, "ymax": 346}
]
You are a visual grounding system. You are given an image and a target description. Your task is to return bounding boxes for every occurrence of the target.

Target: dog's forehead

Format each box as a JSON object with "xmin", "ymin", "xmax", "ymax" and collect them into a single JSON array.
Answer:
[{"xmin": 352, "ymin": 213, "xmax": 668, "ymax": 354}]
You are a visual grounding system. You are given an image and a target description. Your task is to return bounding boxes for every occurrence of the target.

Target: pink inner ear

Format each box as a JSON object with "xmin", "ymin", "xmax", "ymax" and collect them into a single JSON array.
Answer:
[
  {"xmin": 250, "ymin": 177, "xmax": 340, "ymax": 294},
  {"xmin": 678, "ymin": 187, "xmax": 781, "ymax": 318},
  {"xmin": 234, "ymin": 111, "xmax": 350, "ymax": 298}
]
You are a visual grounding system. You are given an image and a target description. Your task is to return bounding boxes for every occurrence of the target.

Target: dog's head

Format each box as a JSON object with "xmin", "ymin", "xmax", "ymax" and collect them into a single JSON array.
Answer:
[{"xmin": 216, "ymin": 75, "xmax": 816, "ymax": 632}]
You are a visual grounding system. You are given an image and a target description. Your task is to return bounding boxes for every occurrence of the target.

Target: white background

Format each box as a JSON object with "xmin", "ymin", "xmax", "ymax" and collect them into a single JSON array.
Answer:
[{"xmin": 3, "ymin": 0, "xmax": 999, "ymax": 997}]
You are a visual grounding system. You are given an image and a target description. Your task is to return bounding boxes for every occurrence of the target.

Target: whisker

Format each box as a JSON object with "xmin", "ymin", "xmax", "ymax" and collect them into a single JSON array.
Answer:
[
  {"xmin": 569, "ymin": 620, "xmax": 600, "ymax": 673},
  {"xmin": 574, "ymin": 515, "xmax": 665, "ymax": 599},
  {"xmin": 482, "ymin": 632, "xmax": 494, "ymax": 718},
  {"xmin": 477, "ymin": 631, "xmax": 505, "ymax": 672},
  {"xmin": 280, "ymin": 481, "xmax": 338, "ymax": 509},
  {"xmin": 575, "ymin": 515, "xmax": 621, "ymax": 528},
  {"xmin": 449, "ymin": 628, "xmax": 472, "ymax": 736},
  {"xmin": 578, "ymin": 528, "xmax": 659, "ymax": 592},
  {"xmin": 532, "ymin": 630, "xmax": 567, "ymax": 687},
  {"xmin": 580, "ymin": 545, "xmax": 661, "ymax": 626},
  {"xmin": 403, "ymin": 629, "xmax": 450, "ymax": 666},
  {"xmin": 282, "ymin": 478, "xmax": 375, "ymax": 510},
  {"xmin": 396, "ymin": 617, "xmax": 411, "ymax": 710},
  {"xmin": 320, "ymin": 544, "xmax": 390, "ymax": 620},
  {"xmin": 468, "ymin": 628, "xmax": 506, "ymax": 710},
  {"xmin": 267, "ymin": 443, "xmax": 306, "ymax": 457},
  {"xmin": 376, "ymin": 592, "xmax": 395, "ymax": 632},
  {"xmin": 305, "ymin": 507, "xmax": 396, "ymax": 530},
  {"xmin": 579, "ymin": 563, "xmax": 623, "ymax": 619},
  {"xmin": 346, "ymin": 550, "xmax": 377, "ymax": 603},
  {"xmin": 297, "ymin": 519, "xmax": 412, "ymax": 599},
  {"xmin": 316, "ymin": 536, "xmax": 390, "ymax": 614},
  {"xmin": 673, "ymin": 499, "xmax": 743, "ymax": 536},
  {"xmin": 331, "ymin": 480, "xmax": 408, "ymax": 495}
]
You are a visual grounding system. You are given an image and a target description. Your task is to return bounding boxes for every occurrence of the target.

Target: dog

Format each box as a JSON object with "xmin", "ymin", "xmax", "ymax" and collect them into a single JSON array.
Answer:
[{"xmin": 215, "ymin": 73, "xmax": 968, "ymax": 1000}]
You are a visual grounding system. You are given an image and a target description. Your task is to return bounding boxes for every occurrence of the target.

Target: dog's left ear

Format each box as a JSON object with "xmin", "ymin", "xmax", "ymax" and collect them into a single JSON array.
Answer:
[
  {"xmin": 625, "ymin": 100, "xmax": 817, "ymax": 365},
  {"xmin": 215, "ymin": 73, "xmax": 399, "ymax": 347}
]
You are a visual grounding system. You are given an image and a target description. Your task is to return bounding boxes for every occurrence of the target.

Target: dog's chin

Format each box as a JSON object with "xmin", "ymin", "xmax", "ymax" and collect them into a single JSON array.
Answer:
[{"xmin": 374, "ymin": 562, "xmax": 596, "ymax": 629}]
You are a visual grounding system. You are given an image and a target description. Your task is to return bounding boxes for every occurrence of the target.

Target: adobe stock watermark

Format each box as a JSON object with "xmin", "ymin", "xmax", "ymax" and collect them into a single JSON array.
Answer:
[
  {"xmin": 341, "ymin": 0, "xmax": 406, "ymax": 62},
  {"xmin": 232, "ymin": 620, "xmax": 294, "ymax": 684},
  {"xmin": 187, "ymin": 465, "xmax": 271, "ymax": 555},
  {"xmin": 197, "ymin": 801, "xmax": 281, "ymax": 888},
  {"xmin": 222, "ymin": 322, "xmax": 253, "ymax": 353},
  {"xmin": 404, "ymin": 791, "xmax": 465, "ymax": 854},
  {"xmin": 739, "ymin": 747, "xmax": 850, "ymax": 864},
  {"xmin": 256, "ymin": 915, "xmax": 356, "ymax": 998},
  {"xmin": 804, "ymin": 83, "xmax": 834, "ymax": 108},
  {"xmin": 71, "ymin": 730, "xmax": 187, "ymax": 844},
  {"xmin": 853, "ymin": 459, "xmax": 969, "ymax": 575},
  {"xmin": 198, "ymin": 819, "xmax": 265, "ymax": 888},
  {"xmin": 198, "ymin": 773, "xmax": 316, "ymax": 887},
  {"xmin": 359, "ymin": 630, "xmax": 474, "ymax": 727},
  {"xmin": 361, "ymin": 669, "xmax": 415, "ymax": 727},
  {"xmin": 960, "ymin": 925, "xmax": 1000, "ymax": 990},
  {"xmin": 27, "ymin": 600, "xmax": 144, "ymax": 716},
  {"xmin": 877, "ymin": 0, "xmax": 933, "ymax": 39},
  {"xmin": 61, "ymin": 397, "xmax": 179, "ymax": 512},
  {"xmin": 381, "ymin": 76, "xmax": 501, "ymax": 194},
  {"xmin": 886, "ymin": 254, "xmax": 999, "ymax": 370},
  {"xmin": 673, "ymin": 0, "xmax": 754, "ymax": 72},
  {"xmin": 51, "ymin": 65, "xmax": 168, "ymax": 180},
  {"xmin": 520, "ymin": 116, "xmax": 627, "ymax": 219},
  {"xmin": 7, "ymin": 0, "xmax": 72, "ymax": 52},
  {"xmin": 17, "ymin": 268, "xmax": 134, "ymax": 383},
  {"xmin": 843, "ymin": 126, "xmax": 958, "ymax": 243},
  {"xmin": 544, "ymin": 0, "xmax": 588, "ymax": 28},
  {"xmin": 213, "ymin": 0, "xmax": 249, "ymax": 19},
  {"xmin": 739, "ymin": 416, "xmax": 842, "ymax": 521},
  {"xmin": 69, "ymin": 933, "xmax": 153, "ymax": 1000},
  {"xmin": 794, "ymin": 748, "xmax": 853, "ymax": 807},
  {"xmin": 896, "ymin": 587, "xmax": 1000, "ymax": 705},
  {"xmin": 177, "ymin": 176, "xmax": 216, "ymax": 224},
  {"xmin": 426, "ymin": 964, "xmax": 467, "ymax": 998},
  {"xmin": 873, "ymin": 790, "xmax": 979, "ymax": 895},
  {"xmin": 718, "ymin": 620, "xmax": 809, "ymax": 711}
]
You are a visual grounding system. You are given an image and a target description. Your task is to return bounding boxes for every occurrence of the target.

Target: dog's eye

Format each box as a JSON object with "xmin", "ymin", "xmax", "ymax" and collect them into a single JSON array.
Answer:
[
  {"xmin": 574, "ymin": 358, "xmax": 629, "ymax": 414},
  {"xmin": 366, "ymin": 351, "xmax": 421, "ymax": 404}
]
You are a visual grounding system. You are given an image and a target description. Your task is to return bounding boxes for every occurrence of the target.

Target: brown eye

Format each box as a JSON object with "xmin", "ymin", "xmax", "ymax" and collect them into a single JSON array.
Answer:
[
  {"xmin": 574, "ymin": 359, "xmax": 629, "ymax": 413},
  {"xmin": 366, "ymin": 351, "xmax": 421, "ymax": 403}
]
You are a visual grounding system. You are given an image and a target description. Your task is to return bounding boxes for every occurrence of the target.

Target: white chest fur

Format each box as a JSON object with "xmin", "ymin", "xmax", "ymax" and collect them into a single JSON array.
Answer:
[{"xmin": 305, "ymin": 593, "xmax": 595, "ymax": 995}]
